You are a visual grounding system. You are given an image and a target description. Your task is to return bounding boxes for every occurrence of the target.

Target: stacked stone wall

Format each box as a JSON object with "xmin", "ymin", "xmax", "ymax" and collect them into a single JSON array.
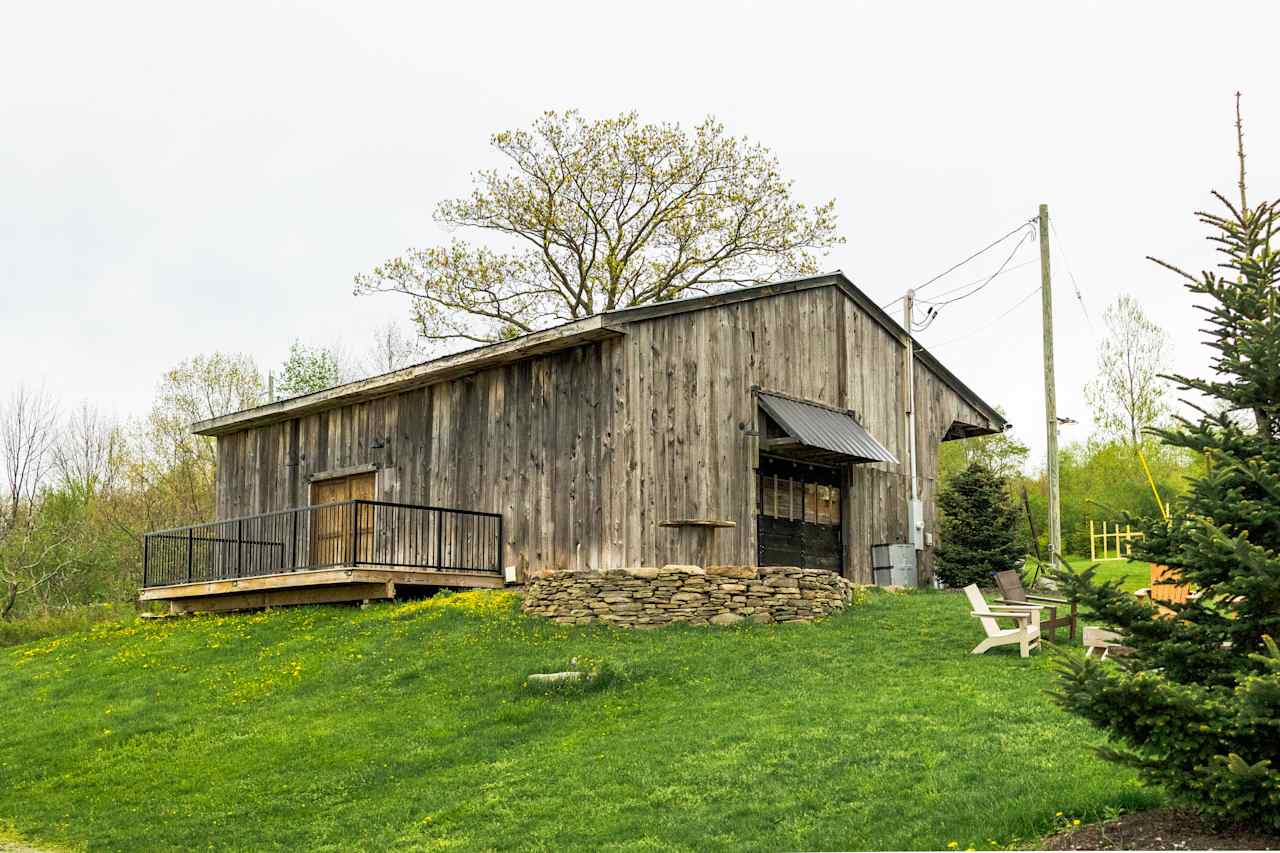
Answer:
[{"xmin": 521, "ymin": 565, "xmax": 857, "ymax": 627}]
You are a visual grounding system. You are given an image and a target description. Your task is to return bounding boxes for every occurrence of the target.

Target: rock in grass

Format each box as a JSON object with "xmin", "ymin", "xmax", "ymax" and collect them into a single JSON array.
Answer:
[
  {"xmin": 526, "ymin": 671, "xmax": 584, "ymax": 685},
  {"xmin": 706, "ymin": 565, "xmax": 758, "ymax": 579}
]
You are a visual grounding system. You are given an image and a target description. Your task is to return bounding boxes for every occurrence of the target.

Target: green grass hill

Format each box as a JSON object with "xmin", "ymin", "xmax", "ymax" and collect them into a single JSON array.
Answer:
[{"xmin": 0, "ymin": 589, "xmax": 1160, "ymax": 851}]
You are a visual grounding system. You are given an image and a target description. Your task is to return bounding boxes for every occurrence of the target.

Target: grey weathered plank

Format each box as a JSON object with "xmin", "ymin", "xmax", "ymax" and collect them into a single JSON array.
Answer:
[{"xmin": 207, "ymin": 282, "xmax": 1002, "ymax": 584}]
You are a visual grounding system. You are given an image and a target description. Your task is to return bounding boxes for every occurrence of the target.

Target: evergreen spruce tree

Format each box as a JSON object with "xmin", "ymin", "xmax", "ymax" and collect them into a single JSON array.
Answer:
[
  {"xmin": 1052, "ymin": 102, "xmax": 1280, "ymax": 830},
  {"xmin": 934, "ymin": 462, "xmax": 1022, "ymax": 588}
]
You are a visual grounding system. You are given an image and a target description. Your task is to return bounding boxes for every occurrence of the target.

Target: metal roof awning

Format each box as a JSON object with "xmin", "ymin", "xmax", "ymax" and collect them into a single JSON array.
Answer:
[{"xmin": 757, "ymin": 391, "xmax": 898, "ymax": 466}]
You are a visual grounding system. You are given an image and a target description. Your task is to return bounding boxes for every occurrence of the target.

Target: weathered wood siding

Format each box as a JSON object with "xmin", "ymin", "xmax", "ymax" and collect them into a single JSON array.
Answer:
[
  {"xmin": 611, "ymin": 286, "xmax": 991, "ymax": 582},
  {"xmin": 216, "ymin": 341, "xmax": 625, "ymax": 574},
  {"xmin": 213, "ymin": 284, "xmax": 994, "ymax": 582}
]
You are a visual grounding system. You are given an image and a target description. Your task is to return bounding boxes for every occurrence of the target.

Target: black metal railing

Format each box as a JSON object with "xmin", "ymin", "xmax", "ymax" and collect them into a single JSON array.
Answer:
[{"xmin": 142, "ymin": 500, "xmax": 503, "ymax": 588}]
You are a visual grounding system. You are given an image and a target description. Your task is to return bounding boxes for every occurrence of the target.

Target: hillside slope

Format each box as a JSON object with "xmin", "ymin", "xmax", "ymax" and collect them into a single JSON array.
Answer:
[{"xmin": 0, "ymin": 590, "xmax": 1159, "ymax": 851}]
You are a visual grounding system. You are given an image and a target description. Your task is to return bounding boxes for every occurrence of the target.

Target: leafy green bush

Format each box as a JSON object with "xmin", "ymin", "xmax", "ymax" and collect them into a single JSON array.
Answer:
[
  {"xmin": 0, "ymin": 603, "xmax": 135, "ymax": 647},
  {"xmin": 935, "ymin": 462, "xmax": 1023, "ymax": 588}
]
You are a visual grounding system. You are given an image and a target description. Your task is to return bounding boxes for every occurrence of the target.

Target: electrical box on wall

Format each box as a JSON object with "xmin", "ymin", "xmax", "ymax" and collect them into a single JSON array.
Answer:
[
  {"xmin": 871, "ymin": 543, "xmax": 917, "ymax": 587},
  {"xmin": 909, "ymin": 499, "xmax": 925, "ymax": 550}
]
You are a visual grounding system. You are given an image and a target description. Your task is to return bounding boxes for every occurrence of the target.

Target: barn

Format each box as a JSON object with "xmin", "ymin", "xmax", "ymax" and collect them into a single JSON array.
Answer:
[{"xmin": 140, "ymin": 272, "xmax": 1006, "ymax": 612}]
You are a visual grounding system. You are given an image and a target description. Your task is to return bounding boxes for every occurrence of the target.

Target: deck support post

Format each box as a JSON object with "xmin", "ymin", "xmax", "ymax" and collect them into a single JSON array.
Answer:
[{"xmin": 237, "ymin": 519, "xmax": 244, "ymax": 578}]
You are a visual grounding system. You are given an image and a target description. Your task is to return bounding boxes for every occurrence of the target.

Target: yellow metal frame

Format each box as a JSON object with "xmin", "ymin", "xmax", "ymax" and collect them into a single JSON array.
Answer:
[
  {"xmin": 1137, "ymin": 447, "xmax": 1170, "ymax": 522},
  {"xmin": 1089, "ymin": 520, "xmax": 1144, "ymax": 561}
]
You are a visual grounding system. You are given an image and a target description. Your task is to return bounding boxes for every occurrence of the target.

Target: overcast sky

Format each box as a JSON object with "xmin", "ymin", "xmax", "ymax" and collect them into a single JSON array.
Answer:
[{"xmin": 4, "ymin": 0, "xmax": 1276, "ymax": 468}]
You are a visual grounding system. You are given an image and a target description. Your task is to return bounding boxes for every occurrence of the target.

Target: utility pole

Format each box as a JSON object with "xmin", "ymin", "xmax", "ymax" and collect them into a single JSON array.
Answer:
[
  {"xmin": 902, "ymin": 289, "xmax": 922, "ymax": 552},
  {"xmin": 1038, "ymin": 204, "xmax": 1062, "ymax": 566}
]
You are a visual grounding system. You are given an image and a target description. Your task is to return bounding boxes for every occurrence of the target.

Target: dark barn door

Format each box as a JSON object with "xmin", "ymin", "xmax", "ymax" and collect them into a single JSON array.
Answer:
[{"xmin": 756, "ymin": 455, "xmax": 844, "ymax": 571}]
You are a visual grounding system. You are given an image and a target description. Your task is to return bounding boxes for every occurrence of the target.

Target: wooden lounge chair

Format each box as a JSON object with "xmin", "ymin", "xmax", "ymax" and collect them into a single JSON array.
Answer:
[
  {"xmin": 993, "ymin": 569, "xmax": 1077, "ymax": 642},
  {"xmin": 1134, "ymin": 563, "xmax": 1198, "ymax": 617},
  {"xmin": 963, "ymin": 584, "xmax": 1042, "ymax": 658},
  {"xmin": 1083, "ymin": 627, "xmax": 1131, "ymax": 659}
]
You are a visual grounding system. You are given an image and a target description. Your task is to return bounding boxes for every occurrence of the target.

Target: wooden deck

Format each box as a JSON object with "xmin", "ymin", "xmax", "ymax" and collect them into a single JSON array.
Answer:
[{"xmin": 139, "ymin": 566, "xmax": 504, "ymax": 614}]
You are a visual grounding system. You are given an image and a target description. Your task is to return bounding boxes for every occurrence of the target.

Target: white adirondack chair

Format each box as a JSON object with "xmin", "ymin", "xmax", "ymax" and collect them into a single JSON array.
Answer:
[
  {"xmin": 963, "ymin": 584, "xmax": 1042, "ymax": 658},
  {"xmin": 1083, "ymin": 627, "xmax": 1129, "ymax": 659}
]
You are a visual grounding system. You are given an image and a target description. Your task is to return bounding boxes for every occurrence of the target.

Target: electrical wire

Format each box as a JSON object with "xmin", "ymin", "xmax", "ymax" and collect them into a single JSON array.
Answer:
[
  {"xmin": 924, "ymin": 283, "xmax": 1043, "ymax": 350},
  {"xmin": 1049, "ymin": 218, "xmax": 1096, "ymax": 338},
  {"xmin": 920, "ymin": 258, "xmax": 1038, "ymax": 302},
  {"xmin": 912, "ymin": 306, "xmax": 940, "ymax": 332},
  {"xmin": 917, "ymin": 230, "xmax": 1034, "ymax": 308},
  {"xmin": 879, "ymin": 216, "xmax": 1038, "ymax": 310}
]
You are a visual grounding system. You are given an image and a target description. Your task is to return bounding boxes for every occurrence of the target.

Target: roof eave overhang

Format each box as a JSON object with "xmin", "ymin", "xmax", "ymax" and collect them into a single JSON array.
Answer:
[
  {"xmin": 604, "ymin": 273, "xmax": 1007, "ymax": 432},
  {"xmin": 823, "ymin": 276, "xmax": 1008, "ymax": 433},
  {"xmin": 191, "ymin": 270, "xmax": 1007, "ymax": 438},
  {"xmin": 192, "ymin": 316, "xmax": 619, "ymax": 436}
]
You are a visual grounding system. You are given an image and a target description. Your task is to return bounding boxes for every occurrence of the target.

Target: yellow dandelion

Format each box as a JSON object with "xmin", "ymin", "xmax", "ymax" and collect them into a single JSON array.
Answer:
[
  {"xmin": 947, "ymin": 842, "xmax": 958, "ymax": 849},
  {"xmin": 1072, "ymin": 819, "xmax": 1081, "ymax": 826}
]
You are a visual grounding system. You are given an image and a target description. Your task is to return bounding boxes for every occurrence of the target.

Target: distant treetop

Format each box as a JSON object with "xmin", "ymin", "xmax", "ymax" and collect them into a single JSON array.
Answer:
[{"xmin": 355, "ymin": 111, "xmax": 842, "ymax": 349}]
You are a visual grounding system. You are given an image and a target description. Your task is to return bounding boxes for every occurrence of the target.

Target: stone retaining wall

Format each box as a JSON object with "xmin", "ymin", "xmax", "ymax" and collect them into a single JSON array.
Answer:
[{"xmin": 521, "ymin": 565, "xmax": 857, "ymax": 628}]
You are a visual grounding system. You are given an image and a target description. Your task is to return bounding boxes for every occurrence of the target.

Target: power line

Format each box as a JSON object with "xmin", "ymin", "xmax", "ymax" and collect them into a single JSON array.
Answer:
[
  {"xmin": 924, "ymin": 283, "xmax": 1043, "ymax": 349},
  {"xmin": 918, "ymin": 230, "xmax": 1034, "ymax": 308},
  {"xmin": 921, "ymin": 258, "xmax": 1038, "ymax": 302},
  {"xmin": 912, "ymin": 307, "xmax": 940, "ymax": 332},
  {"xmin": 902, "ymin": 229, "xmax": 1034, "ymax": 337},
  {"xmin": 1049, "ymin": 218, "xmax": 1095, "ymax": 337},
  {"xmin": 880, "ymin": 217, "xmax": 1038, "ymax": 311}
]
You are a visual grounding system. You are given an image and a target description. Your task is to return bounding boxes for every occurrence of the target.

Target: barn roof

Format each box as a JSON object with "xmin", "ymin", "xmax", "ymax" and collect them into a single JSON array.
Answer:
[{"xmin": 192, "ymin": 271, "xmax": 1008, "ymax": 436}]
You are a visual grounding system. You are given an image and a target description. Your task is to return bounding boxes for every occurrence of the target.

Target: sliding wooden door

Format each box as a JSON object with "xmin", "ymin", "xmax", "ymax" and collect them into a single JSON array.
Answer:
[{"xmin": 310, "ymin": 472, "xmax": 376, "ymax": 566}]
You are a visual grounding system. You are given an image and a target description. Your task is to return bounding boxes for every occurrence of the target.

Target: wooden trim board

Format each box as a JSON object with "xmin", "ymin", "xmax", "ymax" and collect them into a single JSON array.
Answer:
[
  {"xmin": 139, "ymin": 566, "xmax": 504, "ymax": 601},
  {"xmin": 192, "ymin": 272, "xmax": 1007, "ymax": 438},
  {"xmin": 193, "ymin": 318, "xmax": 619, "ymax": 435},
  {"xmin": 167, "ymin": 581, "xmax": 394, "ymax": 614},
  {"xmin": 308, "ymin": 463, "xmax": 380, "ymax": 482}
]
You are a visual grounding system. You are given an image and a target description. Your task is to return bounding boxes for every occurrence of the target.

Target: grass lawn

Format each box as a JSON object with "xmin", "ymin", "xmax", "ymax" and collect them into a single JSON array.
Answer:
[
  {"xmin": 0, "ymin": 604, "xmax": 136, "ymax": 649},
  {"xmin": 1025, "ymin": 555, "xmax": 1153, "ymax": 594},
  {"xmin": 0, "ymin": 589, "xmax": 1161, "ymax": 851}
]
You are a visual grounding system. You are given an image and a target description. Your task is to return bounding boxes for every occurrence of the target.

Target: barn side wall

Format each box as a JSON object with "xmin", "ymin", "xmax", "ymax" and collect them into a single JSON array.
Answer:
[
  {"xmin": 612, "ymin": 285, "xmax": 994, "ymax": 583},
  {"xmin": 213, "ymin": 285, "xmax": 996, "ymax": 583},
  {"xmin": 215, "ymin": 340, "xmax": 626, "ymax": 575}
]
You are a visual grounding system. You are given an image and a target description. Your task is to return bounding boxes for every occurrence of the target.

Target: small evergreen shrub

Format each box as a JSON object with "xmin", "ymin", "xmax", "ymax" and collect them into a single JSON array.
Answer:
[
  {"xmin": 934, "ymin": 462, "xmax": 1023, "ymax": 588},
  {"xmin": 1051, "ymin": 127, "xmax": 1280, "ymax": 831}
]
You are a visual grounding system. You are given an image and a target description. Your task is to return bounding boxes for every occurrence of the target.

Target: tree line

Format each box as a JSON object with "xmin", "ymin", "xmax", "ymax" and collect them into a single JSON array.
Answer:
[
  {"xmin": 0, "ymin": 322, "xmax": 426, "ymax": 619},
  {"xmin": 938, "ymin": 290, "xmax": 1197, "ymax": 570},
  {"xmin": 1, "ymin": 111, "xmax": 844, "ymax": 622}
]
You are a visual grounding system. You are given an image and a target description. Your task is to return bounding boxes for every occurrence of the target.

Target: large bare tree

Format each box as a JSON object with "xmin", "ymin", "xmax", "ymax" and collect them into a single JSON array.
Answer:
[
  {"xmin": 0, "ymin": 385, "xmax": 60, "ymax": 617},
  {"xmin": 1, "ymin": 385, "xmax": 57, "ymax": 527},
  {"xmin": 53, "ymin": 402, "xmax": 121, "ymax": 501},
  {"xmin": 363, "ymin": 321, "xmax": 426, "ymax": 375},
  {"xmin": 1084, "ymin": 294, "xmax": 1171, "ymax": 449},
  {"xmin": 355, "ymin": 111, "xmax": 842, "ymax": 347}
]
